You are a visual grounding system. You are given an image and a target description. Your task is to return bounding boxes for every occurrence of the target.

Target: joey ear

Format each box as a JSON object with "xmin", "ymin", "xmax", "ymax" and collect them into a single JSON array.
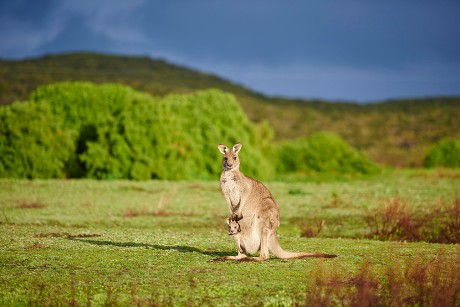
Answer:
[
  {"xmin": 218, "ymin": 144, "xmax": 228, "ymax": 155},
  {"xmin": 232, "ymin": 142, "xmax": 242, "ymax": 154},
  {"xmin": 226, "ymin": 217, "xmax": 231, "ymax": 225}
]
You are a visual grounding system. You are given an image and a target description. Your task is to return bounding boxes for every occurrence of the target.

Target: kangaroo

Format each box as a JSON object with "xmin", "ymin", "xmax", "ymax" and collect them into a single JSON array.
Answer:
[
  {"xmin": 226, "ymin": 215, "xmax": 245, "ymax": 256},
  {"xmin": 215, "ymin": 142, "xmax": 337, "ymax": 261}
]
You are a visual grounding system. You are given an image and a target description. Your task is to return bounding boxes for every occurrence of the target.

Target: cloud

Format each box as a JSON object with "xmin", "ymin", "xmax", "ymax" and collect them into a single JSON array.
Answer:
[
  {"xmin": 185, "ymin": 59, "xmax": 460, "ymax": 102},
  {"xmin": 57, "ymin": 0, "xmax": 148, "ymax": 44},
  {"xmin": 1, "ymin": 0, "xmax": 459, "ymax": 100},
  {"xmin": 0, "ymin": 0, "xmax": 148, "ymax": 57},
  {"xmin": 0, "ymin": 11, "xmax": 64, "ymax": 55}
]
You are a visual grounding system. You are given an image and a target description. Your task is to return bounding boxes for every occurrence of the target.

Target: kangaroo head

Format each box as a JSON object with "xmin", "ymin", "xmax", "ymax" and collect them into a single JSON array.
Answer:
[
  {"xmin": 218, "ymin": 143, "xmax": 242, "ymax": 171},
  {"xmin": 226, "ymin": 216, "xmax": 241, "ymax": 235}
]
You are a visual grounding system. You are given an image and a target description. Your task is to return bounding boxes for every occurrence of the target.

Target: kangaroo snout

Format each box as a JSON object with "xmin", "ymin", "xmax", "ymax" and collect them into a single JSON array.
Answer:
[{"xmin": 224, "ymin": 159, "xmax": 234, "ymax": 169}]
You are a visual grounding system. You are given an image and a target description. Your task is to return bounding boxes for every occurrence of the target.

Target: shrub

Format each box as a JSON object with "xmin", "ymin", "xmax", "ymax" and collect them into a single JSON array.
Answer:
[
  {"xmin": 424, "ymin": 137, "xmax": 460, "ymax": 168},
  {"xmin": 29, "ymin": 82, "xmax": 151, "ymax": 178},
  {"xmin": 157, "ymin": 90, "xmax": 274, "ymax": 179},
  {"xmin": 276, "ymin": 132, "xmax": 379, "ymax": 175},
  {"xmin": 303, "ymin": 250, "xmax": 460, "ymax": 307},
  {"xmin": 364, "ymin": 198, "xmax": 422, "ymax": 241},
  {"xmin": 0, "ymin": 101, "xmax": 74, "ymax": 178},
  {"xmin": 0, "ymin": 82, "xmax": 274, "ymax": 180},
  {"xmin": 364, "ymin": 197, "xmax": 460, "ymax": 244},
  {"xmin": 79, "ymin": 88, "xmax": 275, "ymax": 180},
  {"xmin": 2, "ymin": 82, "xmax": 383, "ymax": 180}
]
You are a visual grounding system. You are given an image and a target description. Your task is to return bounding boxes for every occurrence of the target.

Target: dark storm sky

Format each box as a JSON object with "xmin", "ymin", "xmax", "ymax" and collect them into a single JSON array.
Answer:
[{"xmin": 1, "ymin": 0, "xmax": 459, "ymax": 102}]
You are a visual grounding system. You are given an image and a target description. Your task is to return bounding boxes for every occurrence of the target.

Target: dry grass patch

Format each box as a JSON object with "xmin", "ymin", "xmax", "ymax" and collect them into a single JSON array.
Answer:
[
  {"xmin": 302, "ymin": 249, "xmax": 460, "ymax": 306},
  {"xmin": 16, "ymin": 200, "xmax": 47, "ymax": 209},
  {"xmin": 365, "ymin": 196, "xmax": 460, "ymax": 243}
]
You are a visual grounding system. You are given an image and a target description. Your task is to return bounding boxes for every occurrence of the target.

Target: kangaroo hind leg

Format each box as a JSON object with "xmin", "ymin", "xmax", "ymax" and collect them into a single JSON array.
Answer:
[
  {"xmin": 244, "ymin": 227, "xmax": 271, "ymax": 262},
  {"xmin": 259, "ymin": 227, "xmax": 271, "ymax": 260}
]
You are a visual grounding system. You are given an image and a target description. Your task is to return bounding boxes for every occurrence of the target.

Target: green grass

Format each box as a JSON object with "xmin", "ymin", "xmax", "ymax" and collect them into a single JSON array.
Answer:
[{"xmin": 1, "ymin": 170, "xmax": 459, "ymax": 305}]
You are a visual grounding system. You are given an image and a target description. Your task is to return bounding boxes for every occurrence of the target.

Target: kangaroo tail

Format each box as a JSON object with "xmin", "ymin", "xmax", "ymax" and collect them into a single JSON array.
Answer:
[{"xmin": 269, "ymin": 235, "xmax": 337, "ymax": 259}]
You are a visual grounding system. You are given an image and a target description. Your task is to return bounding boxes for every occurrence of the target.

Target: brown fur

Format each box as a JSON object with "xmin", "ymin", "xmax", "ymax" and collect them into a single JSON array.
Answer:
[{"xmin": 214, "ymin": 143, "xmax": 337, "ymax": 262}]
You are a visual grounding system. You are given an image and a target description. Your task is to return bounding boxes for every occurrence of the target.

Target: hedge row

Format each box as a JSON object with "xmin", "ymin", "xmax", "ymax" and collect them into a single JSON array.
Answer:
[
  {"xmin": 0, "ymin": 82, "xmax": 272, "ymax": 179},
  {"xmin": 0, "ymin": 82, "xmax": 403, "ymax": 180}
]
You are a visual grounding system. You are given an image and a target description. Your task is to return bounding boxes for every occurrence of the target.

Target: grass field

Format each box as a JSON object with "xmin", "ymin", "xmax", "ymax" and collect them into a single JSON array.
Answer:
[{"xmin": 1, "ymin": 170, "xmax": 459, "ymax": 306}]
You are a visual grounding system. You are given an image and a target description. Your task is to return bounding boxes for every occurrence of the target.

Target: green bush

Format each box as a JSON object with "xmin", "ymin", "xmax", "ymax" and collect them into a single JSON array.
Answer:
[
  {"xmin": 424, "ymin": 138, "xmax": 460, "ymax": 168},
  {"xmin": 29, "ymin": 82, "xmax": 152, "ymax": 177},
  {"xmin": 0, "ymin": 101, "xmax": 74, "ymax": 178},
  {"xmin": 0, "ymin": 81, "xmax": 382, "ymax": 180},
  {"xmin": 276, "ymin": 132, "xmax": 379, "ymax": 175},
  {"xmin": 158, "ymin": 90, "xmax": 274, "ymax": 179},
  {"xmin": 0, "ymin": 82, "xmax": 274, "ymax": 180},
  {"xmin": 74, "ymin": 88, "xmax": 275, "ymax": 180}
]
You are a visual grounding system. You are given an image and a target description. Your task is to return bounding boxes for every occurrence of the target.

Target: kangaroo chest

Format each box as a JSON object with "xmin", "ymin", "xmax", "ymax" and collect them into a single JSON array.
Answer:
[{"xmin": 220, "ymin": 171, "xmax": 244, "ymax": 211}]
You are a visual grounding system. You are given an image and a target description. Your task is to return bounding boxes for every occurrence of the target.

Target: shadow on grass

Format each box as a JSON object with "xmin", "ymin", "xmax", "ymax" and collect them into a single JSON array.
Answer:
[{"xmin": 68, "ymin": 237, "xmax": 232, "ymax": 258}]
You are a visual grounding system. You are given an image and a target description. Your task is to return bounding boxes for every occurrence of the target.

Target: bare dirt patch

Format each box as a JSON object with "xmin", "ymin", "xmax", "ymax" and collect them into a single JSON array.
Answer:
[{"xmin": 17, "ymin": 200, "xmax": 47, "ymax": 209}]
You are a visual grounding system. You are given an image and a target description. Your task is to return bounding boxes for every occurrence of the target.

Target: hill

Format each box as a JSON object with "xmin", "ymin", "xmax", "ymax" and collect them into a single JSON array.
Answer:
[
  {"xmin": 1, "ymin": 52, "xmax": 459, "ymax": 167},
  {"xmin": 0, "ymin": 52, "xmax": 260, "ymax": 104}
]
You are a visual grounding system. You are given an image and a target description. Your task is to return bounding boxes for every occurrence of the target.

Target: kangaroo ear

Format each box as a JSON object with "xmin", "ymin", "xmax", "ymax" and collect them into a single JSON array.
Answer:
[
  {"xmin": 232, "ymin": 143, "xmax": 242, "ymax": 154},
  {"xmin": 218, "ymin": 144, "xmax": 228, "ymax": 155},
  {"xmin": 226, "ymin": 217, "xmax": 231, "ymax": 225}
]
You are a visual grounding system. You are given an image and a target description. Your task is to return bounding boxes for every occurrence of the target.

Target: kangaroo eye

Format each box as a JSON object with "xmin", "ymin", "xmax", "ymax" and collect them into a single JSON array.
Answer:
[{"xmin": 234, "ymin": 157, "xmax": 237, "ymax": 160}]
